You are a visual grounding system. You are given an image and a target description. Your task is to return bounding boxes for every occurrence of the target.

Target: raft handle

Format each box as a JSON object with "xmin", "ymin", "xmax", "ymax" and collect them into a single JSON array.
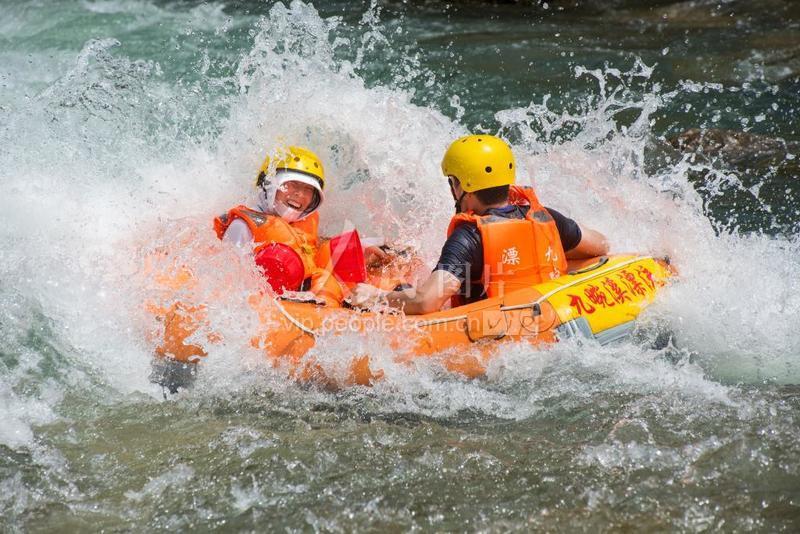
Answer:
[
  {"xmin": 498, "ymin": 302, "xmax": 541, "ymax": 314},
  {"xmin": 417, "ymin": 256, "xmax": 645, "ymax": 328},
  {"xmin": 568, "ymin": 256, "xmax": 609, "ymax": 275}
]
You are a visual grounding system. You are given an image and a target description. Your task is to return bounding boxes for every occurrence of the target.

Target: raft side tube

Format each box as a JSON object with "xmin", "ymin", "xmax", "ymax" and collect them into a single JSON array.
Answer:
[{"xmin": 149, "ymin": 254, "xmax": 674, "ymax": 387}]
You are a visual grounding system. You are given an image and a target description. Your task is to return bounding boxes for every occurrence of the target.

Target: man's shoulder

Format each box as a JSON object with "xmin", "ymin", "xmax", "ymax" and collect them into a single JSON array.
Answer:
[
  {"xmin": 484, "ymin": 205, "xmax": 529, "ymax": 220},
  {"xmin": 448, "ymin": 220, "xmax": 481, "ymax": 240},
  {"xmin": 440, "ymin": 221, "xmax": 482, "ymax": 260}
]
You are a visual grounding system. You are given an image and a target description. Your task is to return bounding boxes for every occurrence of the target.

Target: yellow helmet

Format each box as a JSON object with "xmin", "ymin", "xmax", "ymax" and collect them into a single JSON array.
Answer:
[
  {"xmin": 256, "ymin": 146, "xmax": 326, "ymax": 190},
  {"xmin": 441, "ymin": 134, "xmax": 515, "ymax": 192}
]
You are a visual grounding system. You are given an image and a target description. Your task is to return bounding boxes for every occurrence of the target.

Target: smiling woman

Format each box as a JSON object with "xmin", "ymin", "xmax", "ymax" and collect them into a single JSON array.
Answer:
[
  {"xmin": 1, "ymin": 0, "xmax": 800, "ymax": 531},
  {"xmin": 275, "ymin": 179, "xmax": 317, "ymax": 215},
  {"xmin": 210, "ymin": 145, "xmax": 353, "ymax": 305}
]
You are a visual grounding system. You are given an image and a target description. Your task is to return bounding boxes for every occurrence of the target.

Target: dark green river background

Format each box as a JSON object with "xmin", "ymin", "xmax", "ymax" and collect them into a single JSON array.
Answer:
[{"xmin": 2, "ymin": 0, "xmax": 799, "ymax": 531}]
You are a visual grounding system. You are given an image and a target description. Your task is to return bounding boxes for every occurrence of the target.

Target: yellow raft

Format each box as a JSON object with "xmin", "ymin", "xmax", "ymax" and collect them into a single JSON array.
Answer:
[{"xmin": 151, "ymin": 254, "xmax": 674, "ymax": 389}]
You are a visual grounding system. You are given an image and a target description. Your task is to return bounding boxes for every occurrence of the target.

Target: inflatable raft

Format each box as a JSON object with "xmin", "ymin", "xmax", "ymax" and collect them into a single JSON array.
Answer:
[{"xmin": 150, "ymin": 254, "xmax": 673, "ymax": 390}]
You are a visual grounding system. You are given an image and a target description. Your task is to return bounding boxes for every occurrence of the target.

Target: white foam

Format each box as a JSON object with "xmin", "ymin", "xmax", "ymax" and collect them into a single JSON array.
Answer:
[
  {"xmin": 1, "ymin": 0, "xmax": 798, "ymax": 456},
  {"xmin": 124, "ymin": 464, "xmax": 195, "ymax": 502}
]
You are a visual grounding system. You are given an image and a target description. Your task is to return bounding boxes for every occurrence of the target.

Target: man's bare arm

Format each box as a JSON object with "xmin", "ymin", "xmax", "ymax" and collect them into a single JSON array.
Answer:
[
  {"xmin": 566, "ymin": 225, "xmax": 609, "ymax": 259},
  {"xmin": 385, "ymin": 270, "xmax": 462, "ymax": 315},
  {"xmin": 350, "ymin": 270, "xmax": 461, "ymax": 315}
]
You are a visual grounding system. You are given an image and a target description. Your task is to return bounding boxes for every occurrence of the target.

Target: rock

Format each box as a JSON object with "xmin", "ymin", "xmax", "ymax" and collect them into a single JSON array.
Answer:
[
  {"xmin": 667, "ymin": 128, "xmax": 799, "ymax": 235},
  {"xmin": 668, "ymin": 128, "xmax": 799, "ymax": 166}
]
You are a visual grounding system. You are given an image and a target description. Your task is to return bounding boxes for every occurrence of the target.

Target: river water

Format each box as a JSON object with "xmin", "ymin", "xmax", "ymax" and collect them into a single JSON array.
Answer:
[{"xmin": 2, "ymin": 0, "xmax": 799, "ymax": 530}]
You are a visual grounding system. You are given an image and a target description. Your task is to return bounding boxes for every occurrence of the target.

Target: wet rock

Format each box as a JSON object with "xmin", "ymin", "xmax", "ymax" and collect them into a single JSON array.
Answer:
[
  {"xmin": 668, "ymin": 128, "xmax": 800, "ymax": 235},
  {"xmin": 668, "ymin": 128, "xmax": 800, "ymax": 166},
  {"xmin": 150, "ymin": 358, "xmax": 198, "ymax": 396},
  {"xmin": 406, "ymin": 0, "xmax": 798, "ymax": 18}
]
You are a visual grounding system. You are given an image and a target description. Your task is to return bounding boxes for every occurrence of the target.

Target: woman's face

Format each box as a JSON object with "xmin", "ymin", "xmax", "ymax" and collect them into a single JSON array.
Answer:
[{"xmin": 274, "ymin": 180, "xmax": 316, "ymax": 213}]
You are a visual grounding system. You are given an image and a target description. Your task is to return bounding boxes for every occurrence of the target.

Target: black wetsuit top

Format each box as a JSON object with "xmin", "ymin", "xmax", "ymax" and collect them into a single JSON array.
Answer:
[{"xmin": 434, "ymin": 205, "xmax": 582, "ymax": 304}]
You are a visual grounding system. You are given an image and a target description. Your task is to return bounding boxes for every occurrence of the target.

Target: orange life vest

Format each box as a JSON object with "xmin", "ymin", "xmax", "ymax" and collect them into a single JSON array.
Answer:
[
  {"xmin": 446, "ymin": 185, "xmax": 568, "ymax": 301},
  {"xmin": 214, "ymin": 206, "xmax": 342, "ymax": 305},
  {"xmin": 215, "ymin": 206, "xmax": 319, "ymax": 273}
]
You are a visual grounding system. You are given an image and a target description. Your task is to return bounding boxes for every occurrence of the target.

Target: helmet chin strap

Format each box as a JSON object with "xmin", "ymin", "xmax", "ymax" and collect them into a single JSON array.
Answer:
[
  {"xmin": 273, "ymin": 201, "xmax": 304, "ymax": 222},
  {"xmin": 453, "ymin": 190, "xmax": 467, "ymax": 214},
  {"xmin": 449, "ymin": 177, "xmax": 468, "ymax": 214},
  {"xmin": 257, "ymin": 184, "xmax": 276, "ymax": 213}
]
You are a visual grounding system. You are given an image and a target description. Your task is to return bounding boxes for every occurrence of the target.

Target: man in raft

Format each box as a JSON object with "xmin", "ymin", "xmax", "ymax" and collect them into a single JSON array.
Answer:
[
  {"xmin": 349, "ymin": 134, "xmax": 609, "ymax": 314},
  {"xmin": 214, "ymin": 146, "xmax": 346, "ymax": 305}
]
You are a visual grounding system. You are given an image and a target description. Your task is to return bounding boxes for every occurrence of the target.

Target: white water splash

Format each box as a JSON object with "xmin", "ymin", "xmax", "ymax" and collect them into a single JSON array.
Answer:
[{"xmin": 1, "ymin": 0, "xmax": 798, "ymax": 458}]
